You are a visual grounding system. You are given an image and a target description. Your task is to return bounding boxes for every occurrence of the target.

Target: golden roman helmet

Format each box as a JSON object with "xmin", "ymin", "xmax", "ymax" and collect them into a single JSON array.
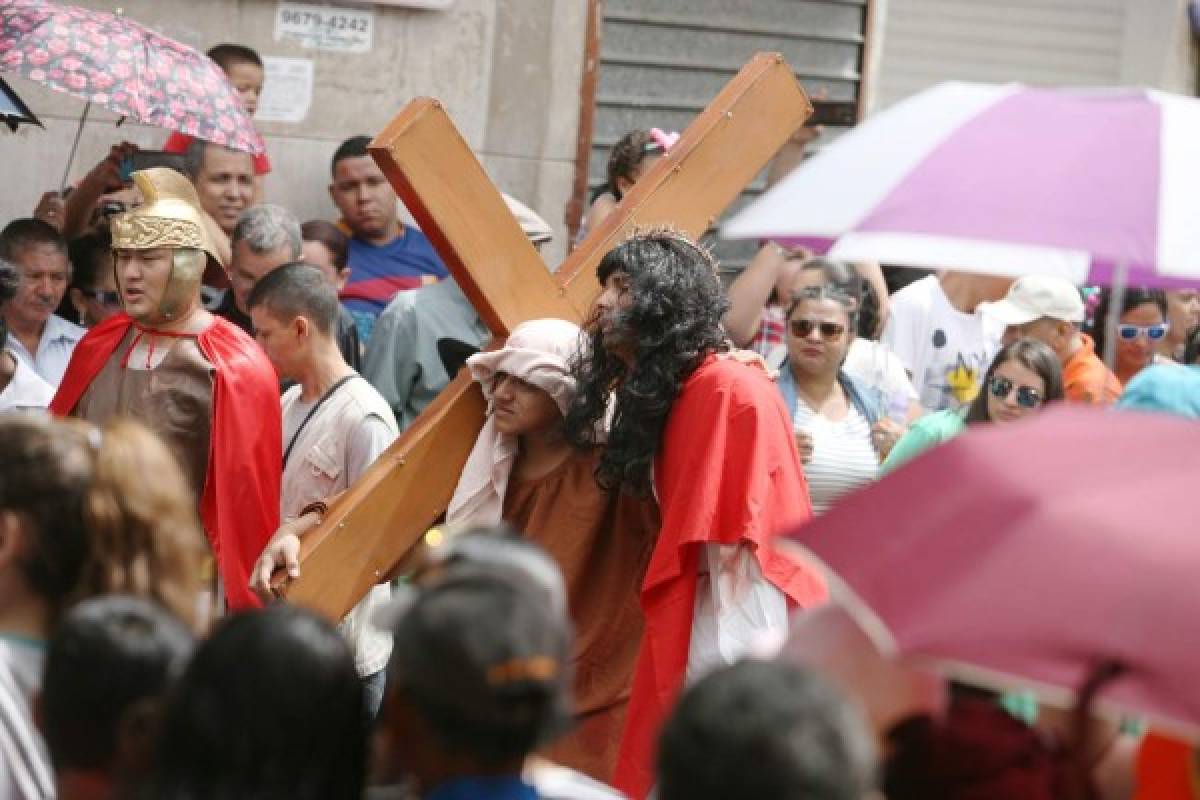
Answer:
[{"xmin": 110, "ymin": 167, "xmax": 225, "ymax": 321}]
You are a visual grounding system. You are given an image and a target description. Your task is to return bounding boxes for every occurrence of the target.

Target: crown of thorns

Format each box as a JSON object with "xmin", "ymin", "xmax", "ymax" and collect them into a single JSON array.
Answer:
[{"xmin": 619, "ymin": 225, "xmax": 720, "ymax": 275}]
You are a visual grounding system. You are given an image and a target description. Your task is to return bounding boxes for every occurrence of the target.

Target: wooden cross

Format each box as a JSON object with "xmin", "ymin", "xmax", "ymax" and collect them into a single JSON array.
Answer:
[{"xmin": 283, "ymin": 53, "xmax": 812, "ymax": 621}]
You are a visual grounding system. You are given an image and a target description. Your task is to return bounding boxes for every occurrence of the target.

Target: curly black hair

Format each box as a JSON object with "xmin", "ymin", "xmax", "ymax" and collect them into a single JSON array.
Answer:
[{"xmin": 564, "ymin": 232, "xmax": 729, "ymax": 495}]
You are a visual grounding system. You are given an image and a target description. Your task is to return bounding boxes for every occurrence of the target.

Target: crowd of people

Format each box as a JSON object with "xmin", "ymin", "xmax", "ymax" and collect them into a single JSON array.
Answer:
[{"xmin": 1, "ymin": 37, "xmax": 1199, "ymax": 800}]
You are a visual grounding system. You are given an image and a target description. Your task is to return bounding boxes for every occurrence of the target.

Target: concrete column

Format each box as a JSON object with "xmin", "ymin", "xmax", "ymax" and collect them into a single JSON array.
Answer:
[{"xmin": 1117, "ymin": 0, "xmax": 1197, "ymax": 94}]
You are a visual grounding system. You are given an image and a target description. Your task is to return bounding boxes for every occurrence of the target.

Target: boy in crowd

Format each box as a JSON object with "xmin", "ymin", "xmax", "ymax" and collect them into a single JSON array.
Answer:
[
  {"xmin": 164, "ymin": 43, "xmax": 270, "ymax": 202},
  {"xmin": 329, "ymin": 135, "xmax": 448, "ymax": 342}
]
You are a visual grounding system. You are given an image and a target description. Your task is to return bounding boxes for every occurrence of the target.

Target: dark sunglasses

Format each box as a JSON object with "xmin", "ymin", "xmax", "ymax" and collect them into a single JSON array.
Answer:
[
  {"xmin": 1116, "ymin": 323, "xmax": 1169, "ymax": 342},
  {"xmin": 987, "ymin": 376, "xmax": 1043, "ymax": 409},
  {"xmin": 789, "ymin": 318, "xmax": 846, "ymax": 340},
  {"xmin": 79, "ymin": 289, "xmax": 122, "ymax": 307}
]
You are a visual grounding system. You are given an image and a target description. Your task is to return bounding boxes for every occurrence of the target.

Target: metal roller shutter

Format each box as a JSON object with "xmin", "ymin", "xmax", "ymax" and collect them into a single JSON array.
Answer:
[{"xmin": 581, "ymin": 0, "xmax": 874, "ymax": 275}]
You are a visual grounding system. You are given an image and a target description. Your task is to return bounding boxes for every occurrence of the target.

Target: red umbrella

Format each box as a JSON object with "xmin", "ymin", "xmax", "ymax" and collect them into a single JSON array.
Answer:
[
  {"xmin": 786, "ymin": 405, "xmax": 1200, "ymax": 739},
  {"xmin": 0, "ymin": 0, "xmax": 263, "ymax": 179}
]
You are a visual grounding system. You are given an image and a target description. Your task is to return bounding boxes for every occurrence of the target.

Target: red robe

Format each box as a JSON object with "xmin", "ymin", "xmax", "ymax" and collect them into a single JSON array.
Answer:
[
  {"xmin": 1135, "ymin": 733, "xmax": 1199, "ymax": 799},
  {"xmin": 613, "ymin": 356, "xmax": 827, "ymax": 798},
  {"xmin": 50, "ymin": 313, "xmax": 281, "ymax": 611}
]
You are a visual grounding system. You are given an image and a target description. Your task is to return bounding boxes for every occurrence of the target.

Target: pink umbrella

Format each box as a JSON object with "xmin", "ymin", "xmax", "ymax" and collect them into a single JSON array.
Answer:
[
  {"xmin": 786, "ymin": 405, "xmax": 1200, "ymax": 739},
  {"xmin": 725, "ymin": 82, "xmax": 1200, "ymax": 287},
  {"xmin": 0, "ymin": 0, "xmax": 263, "ymax": 184}
]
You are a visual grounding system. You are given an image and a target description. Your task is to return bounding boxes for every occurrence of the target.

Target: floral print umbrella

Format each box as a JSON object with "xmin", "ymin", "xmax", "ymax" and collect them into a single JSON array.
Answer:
[{"xmin": 0, "ymin": 0, "xmax": 263, "ymax": 154}]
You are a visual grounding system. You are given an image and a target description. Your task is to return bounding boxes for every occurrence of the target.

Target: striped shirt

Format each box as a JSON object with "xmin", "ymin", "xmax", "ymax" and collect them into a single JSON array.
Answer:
[
  {"xmin": 750, "ymin": 304, "xmax": 787, "ymax": 358},
  {"xmin": 341, "ymin": 228, "xmax": 448, "ymax": 342},
  {"xmin": 793, "ymin": 397, "xmax": 879, "ymax": 515},
  {"xmin": 0, "ymin": 638, "xmax": 52, "ymax": 800}
]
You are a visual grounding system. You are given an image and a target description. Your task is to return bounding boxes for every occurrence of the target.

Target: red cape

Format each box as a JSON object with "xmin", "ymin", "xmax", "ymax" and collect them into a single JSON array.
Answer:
[
  {"xmin": 613, "ymin": 356, "xmax": 827, "ymax": 798},
  {"xmin": 50, "ymin": 313, "xmax": 281, "ymax": 611}
]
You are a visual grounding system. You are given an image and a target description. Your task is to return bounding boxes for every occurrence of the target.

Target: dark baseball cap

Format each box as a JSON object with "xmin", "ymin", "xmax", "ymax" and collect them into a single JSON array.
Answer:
[{"xmin": 378, "ymin": 535, "xmax": 574, "ymax": 761}]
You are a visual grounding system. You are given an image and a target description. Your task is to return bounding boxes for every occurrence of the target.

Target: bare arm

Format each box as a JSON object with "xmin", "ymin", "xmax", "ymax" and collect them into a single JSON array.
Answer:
[
  {"xmin": 581, "ymin": 193, "xmax": 619, "ymax": 238},
  {"xmin": 249, "ymin": 510, "xmax": 323, "ymax": 599},
  {"xmin": 63, "ymin": 142, "xmax": 137, "ymax": 239},
  {"xmin": 723, "ymin": 242, "xmax": 788, "ymax": 347},
  {"xmin": 32, "ymin": 191, "xmax": 65, "ymax": 232}
]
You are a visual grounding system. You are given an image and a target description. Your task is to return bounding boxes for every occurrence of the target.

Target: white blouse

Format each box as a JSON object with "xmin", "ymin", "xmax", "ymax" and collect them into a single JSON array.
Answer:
[{"xmin": 793, "ymin": 397, "xmax": 879, "ymax": 515}]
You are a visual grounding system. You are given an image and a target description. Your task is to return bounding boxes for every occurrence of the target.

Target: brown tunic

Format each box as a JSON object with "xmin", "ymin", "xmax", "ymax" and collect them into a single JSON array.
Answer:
[
  {"xmin": 74, "ymin": 328, "xmax": 214, "ymax": 502},
  {"xmin": 503, "ymin": 447, "xmax": 659, "ymax": 783}
]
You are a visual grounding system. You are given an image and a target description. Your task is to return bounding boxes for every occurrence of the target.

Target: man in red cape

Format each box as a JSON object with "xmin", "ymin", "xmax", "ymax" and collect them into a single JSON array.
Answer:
[
  {"xmin": 564, "ymin": 230, "xmax": 827, "ymax": 797},
  {"xmin": 51, "ymin": 168, "xmax": 280, "ymax": 612}
]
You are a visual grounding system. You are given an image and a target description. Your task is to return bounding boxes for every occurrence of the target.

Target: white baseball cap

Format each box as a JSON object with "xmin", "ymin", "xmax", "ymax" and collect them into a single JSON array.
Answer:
[{"xmin": 980, "ymin": 275, "xmax": 1085, "ymax": 326}]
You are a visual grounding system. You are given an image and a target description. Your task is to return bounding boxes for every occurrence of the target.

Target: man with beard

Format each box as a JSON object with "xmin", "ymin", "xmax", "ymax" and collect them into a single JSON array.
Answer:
[
  {"xmin": 564, "ymin": 230, "xmax": 826, "ymax": 799},
  {"xmin": 50, "ymin": 167, "xmax": 281, "ymax": 612}
]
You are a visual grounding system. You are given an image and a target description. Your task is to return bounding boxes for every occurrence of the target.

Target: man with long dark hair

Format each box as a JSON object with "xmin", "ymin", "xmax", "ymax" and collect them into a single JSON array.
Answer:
[{"xmin": 564, "ymin": 230, "xmax": 826, "ymax": 799}]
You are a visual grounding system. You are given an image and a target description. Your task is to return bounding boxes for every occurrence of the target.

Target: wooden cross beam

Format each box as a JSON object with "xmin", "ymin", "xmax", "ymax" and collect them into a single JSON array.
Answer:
[{"xmin": 283, "ymin": 53, "xmax": 812, "ymax": 621}]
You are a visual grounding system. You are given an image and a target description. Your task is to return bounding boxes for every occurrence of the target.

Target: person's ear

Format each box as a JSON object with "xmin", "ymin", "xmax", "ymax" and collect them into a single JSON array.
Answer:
[
  {"xmin": 69, "ymin": 287, "xmax": 87, "ymax": 317},
  {"xmin": 615, "ymin": 175, "xmax": 634, "ymax": 196},
  {"xmin": 0, "ymin": 512, "xmax": 27, "ymax": 574},
  {"xmin": 293, "ymin": 315, "xmax": 310, "ymax": 340},
  {"xmin": 113, "ymin": 698, "xmax": 163, "ymax": 782},
  {"xmin": 335, "ymin": 268, "xmax": 349, "ymax": 292}
]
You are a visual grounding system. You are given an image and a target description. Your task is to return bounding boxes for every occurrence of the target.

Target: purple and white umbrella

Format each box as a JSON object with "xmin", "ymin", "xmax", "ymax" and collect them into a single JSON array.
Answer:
[{"xmin": 725, "ymin": 82, "xmax": 1200, "ymax": 286}]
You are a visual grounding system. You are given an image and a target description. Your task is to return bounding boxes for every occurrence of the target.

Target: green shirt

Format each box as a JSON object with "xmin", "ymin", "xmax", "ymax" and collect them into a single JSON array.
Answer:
[{"xmin": 880, "ymin": 408, "xmax": 967, "ymax": 474}]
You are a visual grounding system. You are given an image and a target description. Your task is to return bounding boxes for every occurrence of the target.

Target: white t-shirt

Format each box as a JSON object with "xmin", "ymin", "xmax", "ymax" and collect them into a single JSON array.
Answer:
[
  {"xmin": 842, "ymin": 338, "xmax": 919, "ymax": 406},
  {"xmin": 0, "ymin": 351, "xmax": 54, "ymax": 412},
  {"xmin": 281, "ymin": 379, "xmax": 399, "ymax": 677},
  {"xmin": 792, "ymin": 397, "xmax": 879, "ymax": 516},
  {"xmin": 282, "ymin": 395, "xmax": 396, "ymax": 486},
  {"xmin": 5, "ymin": 314, "xmax": 84, "ymax": 389},
  {"xmin": 882, "ymin": 276, "xmax": 1004, "ymax": 412}
]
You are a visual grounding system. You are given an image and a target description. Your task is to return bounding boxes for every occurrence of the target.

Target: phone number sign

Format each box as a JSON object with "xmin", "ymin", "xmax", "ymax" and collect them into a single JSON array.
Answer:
[{"xmin": 274, "ymin": 2, "xmax": 375, "ymax": 54}]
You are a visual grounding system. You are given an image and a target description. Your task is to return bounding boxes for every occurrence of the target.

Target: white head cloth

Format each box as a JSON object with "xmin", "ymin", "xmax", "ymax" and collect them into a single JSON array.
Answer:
[{"xmin": 446, "ymin": 318, "xmax": 585, "ymax": 526}]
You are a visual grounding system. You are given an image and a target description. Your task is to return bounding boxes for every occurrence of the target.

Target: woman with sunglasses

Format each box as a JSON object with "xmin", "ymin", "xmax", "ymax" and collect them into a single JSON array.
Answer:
[
  {"xmin": 882, "ymin": 338, "xmax": 1064, "ymax": 473},
  {"xmin": 65, "ymin": 230, "xmax": 122, "ymax": 328},
  {"xmin": 1090, "ymin": 288, "xmax": 1169, "ymax": 386},
  {"xmin": 777, "ymin": 280, "xmax": 894, "ymax": 515}
]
